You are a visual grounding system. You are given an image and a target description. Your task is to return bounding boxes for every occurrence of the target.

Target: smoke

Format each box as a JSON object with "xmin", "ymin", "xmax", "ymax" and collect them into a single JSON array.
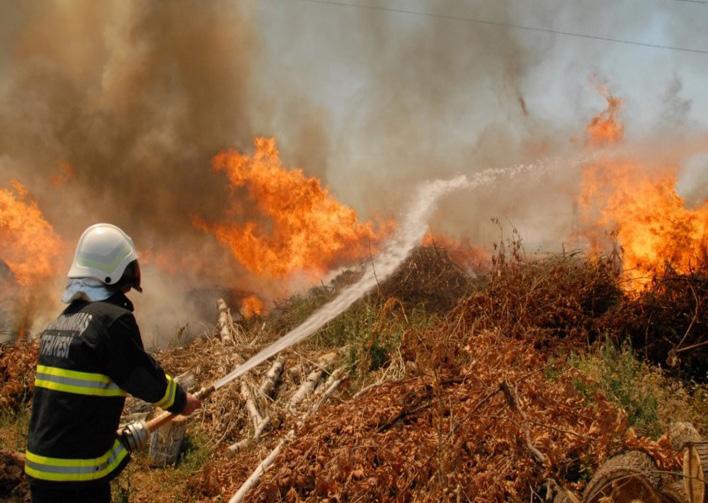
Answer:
[
  {"xmin": 0, "ymin": 0, "xmax": 266, "ymax": 344},
  {"xmin": 1, "ymin": 0, "xmax": 706, "ymax": 343},
  {"xmin": 258, "ymin": 0, "xmax": 707, "ymax": 248}
]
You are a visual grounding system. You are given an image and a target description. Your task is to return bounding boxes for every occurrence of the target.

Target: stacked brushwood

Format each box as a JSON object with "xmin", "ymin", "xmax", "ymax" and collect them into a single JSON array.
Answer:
[
  {"xmin": 153, "ymin": 298, "xmax": 350, "ymax": 500},
  {"xmin": 453, "ymin": 251, "xmax": 622, "ymax": 342},
  {"xmin": 176, "ymin": 248, "xmax": 703, "ymax": 502},
  {"xmin": 236, "ymin": 330, "xmax": 682, "ymax": 502},
  {"xmin": 0, "ymin": 341, "xmax": 37, "ymax": 411},
  {"xmin": 600, "ymin": 264, "xmax": 708, "ymax": 382},
  {"xmin": 2, "ymin": 244, "xmax": 705, "ymax": 502},
  {"xmin": 0, "ymin": 342, "xmax": 36, "ymax": 500},
  {"xmin": 378, "ymin": 245, "xmax": 473, "ymax": 312}
]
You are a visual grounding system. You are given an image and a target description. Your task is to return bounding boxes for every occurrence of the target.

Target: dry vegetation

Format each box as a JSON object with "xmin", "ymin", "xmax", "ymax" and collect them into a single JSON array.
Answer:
[{"xmin": 0, "ymin": 243, "xmax": 705, "ymax": 502}]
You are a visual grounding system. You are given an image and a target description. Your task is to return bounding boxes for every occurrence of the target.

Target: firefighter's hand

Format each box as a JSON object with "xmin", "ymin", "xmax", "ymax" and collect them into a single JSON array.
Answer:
[{"xmin": 181, "ymin": 393, "xmax": 202, "ymax": 416}]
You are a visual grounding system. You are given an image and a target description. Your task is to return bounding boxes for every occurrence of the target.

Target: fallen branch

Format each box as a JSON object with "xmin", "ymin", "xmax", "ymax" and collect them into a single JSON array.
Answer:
[
  {"xmin": 311, "ymin": 373, "xmax": 344, "ymax": 414},
  {"xmin": 500, "ymin": 380, "xmax": 549, "ymax": 467},
  {"xmin": 225, "ymin": 380, "xmax": 270, "ymax": 455},
  {"xmin": 258, "ymin": 359, "xmax": 283, "ymax": 399},
  {"xmin": 313, "ymin": 366, "xmax": 345, "ymax": 400},
  {"xmin": 227, "ymin": 416, "xmax": 271, "ymax": 454},
  {"xmin": 229, "ymin": 373, "xmax": 345, "ymax": 503},
  {"xmin": 241, "ymin": 380, "xmax": 264, "ymax": 430},
  {"xmin": 216, "ymin": 298, "xmax": 235, "ymax": 344},
  {"xmin": 229, "ymin": 435, "xmax": 290, "ymax": 503},
  {"xmin": 288, "ymin": 367, "xmax": 325, "ymax": 410},
  {"xmin": 288, "ymin": 352, "xmax": 338, "ymax": 410}
]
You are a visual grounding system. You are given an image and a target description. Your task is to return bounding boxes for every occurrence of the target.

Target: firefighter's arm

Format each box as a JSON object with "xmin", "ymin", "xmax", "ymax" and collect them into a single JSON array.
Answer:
[{"xmin": 102, "ymin": 313, "xmax": 187, "ymax": 415}]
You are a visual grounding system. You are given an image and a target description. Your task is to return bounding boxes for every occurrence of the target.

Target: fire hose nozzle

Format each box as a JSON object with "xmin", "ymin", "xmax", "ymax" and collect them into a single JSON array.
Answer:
[
  {"xmin": 121, "ymin": 420, "xmax": 149, "ymax": 452},
  {"xmin": 144, "ymin": 385, "xmax": 216, "ymax": 434}
]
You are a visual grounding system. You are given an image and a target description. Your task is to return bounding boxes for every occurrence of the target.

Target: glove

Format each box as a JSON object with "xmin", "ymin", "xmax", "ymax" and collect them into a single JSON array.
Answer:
[{"xmin": 120, "ymin": 420, "xmax": 149, "ymax": 452}]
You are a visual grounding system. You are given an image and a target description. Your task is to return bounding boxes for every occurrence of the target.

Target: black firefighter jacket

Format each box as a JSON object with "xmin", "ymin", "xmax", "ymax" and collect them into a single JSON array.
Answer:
[{"xmin": 25, "ymin": 292, "xmax": 186, "ymax": 488}]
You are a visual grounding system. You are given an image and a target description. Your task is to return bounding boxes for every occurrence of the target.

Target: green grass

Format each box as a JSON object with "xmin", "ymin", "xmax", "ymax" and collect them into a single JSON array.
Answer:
[
  {"xmin": 112, "ymin": 430, "xmax": 212, "ymax": 503},
  {"xmin": 177, "ymin": 431, "xmax": 211, "ymax": 472},
  {"xmin": 570, "ymin": 340, "xmax": 707, "ymax": 438}
]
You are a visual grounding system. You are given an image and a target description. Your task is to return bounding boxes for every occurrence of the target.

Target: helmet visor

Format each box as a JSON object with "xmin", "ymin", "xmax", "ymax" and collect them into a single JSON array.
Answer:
[{"xmin": 132, "ymin": 260, "xmax": 142, "ymax": 293}]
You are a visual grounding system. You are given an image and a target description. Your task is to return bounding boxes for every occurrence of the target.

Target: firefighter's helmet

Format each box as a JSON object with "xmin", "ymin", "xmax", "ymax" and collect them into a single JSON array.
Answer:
[{"xmin": 68, "ymin": 223, "xmax": 142, "ymax": 292}]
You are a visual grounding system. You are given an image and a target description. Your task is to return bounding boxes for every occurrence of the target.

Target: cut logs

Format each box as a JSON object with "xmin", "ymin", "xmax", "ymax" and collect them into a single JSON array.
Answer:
[
  {"xmin": 583, "ymin": 450, "xmax": 685, "ymax": 503},
  {"xmin": 258, "ymin": 359, "xmax": 283, "ymax": 399},
  {"xmin": 229, "ymin": 376, "xmax": 344, "ymax": 503},
  {"xmin": 241, "ymin": 380, "xmax": 264, "ymax": 431},
  {"xmin": 288, "ymin": 352, "xmax": 338, "ymax": 410}
]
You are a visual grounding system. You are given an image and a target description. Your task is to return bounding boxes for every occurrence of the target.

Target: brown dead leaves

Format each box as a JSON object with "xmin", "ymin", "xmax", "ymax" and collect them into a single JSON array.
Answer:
[
  {"xmin": 243, "ymin": 331, "xmax": 640, "ymax": 502},
  {"xmin": 0, "ymin": 341, "xmax": 37, "ymax": 411}
]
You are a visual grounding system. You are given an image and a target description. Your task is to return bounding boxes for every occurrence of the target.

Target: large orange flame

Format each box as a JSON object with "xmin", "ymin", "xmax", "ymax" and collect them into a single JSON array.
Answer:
[
  {"xmin": 0, "ymin": 180, "xmax": 64, "ymax": 287},
  {"xmin": 578, "ymin": 95, "xmax": 707, "ymax": 291},
  {"xmin": 197, "ymin": 137, "xmax": 385, "ymax": 280}
]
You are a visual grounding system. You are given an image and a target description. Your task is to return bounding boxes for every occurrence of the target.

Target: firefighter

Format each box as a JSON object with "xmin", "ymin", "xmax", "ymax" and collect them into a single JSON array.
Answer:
[{"xmin": 25, "ymin": 223, "xmax": 201, "ymax": 503}]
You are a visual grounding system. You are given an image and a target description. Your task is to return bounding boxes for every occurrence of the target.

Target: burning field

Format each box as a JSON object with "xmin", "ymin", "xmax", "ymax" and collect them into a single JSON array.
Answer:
[
  {"xmin": 1, "ymin": 73, "xmax": 708, "ymax": 503},
  {"xmin": 1, "ymin": 1, "xmax": 708, "ymax": 501},
  {"xmin": 1, "ymin": 77, "xmax": 707, "ymax": 501}
]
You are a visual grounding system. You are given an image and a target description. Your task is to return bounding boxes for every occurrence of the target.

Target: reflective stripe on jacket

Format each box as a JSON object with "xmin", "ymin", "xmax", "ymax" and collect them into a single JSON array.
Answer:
[
  {"xmin": 25, "ymin": 440, "xmax": 128, "ymax": 482},
  {"xmin": 26, "ymin": 293, "xmax": 186, "ymax": 488},
  {"xmin": 34, "ymin": 365, "xmax": 127, "ymax": 397}
]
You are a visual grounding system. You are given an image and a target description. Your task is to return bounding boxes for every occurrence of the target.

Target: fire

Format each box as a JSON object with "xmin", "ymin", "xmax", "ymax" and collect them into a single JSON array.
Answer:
[
  {"xmin": 586, "ymin": 86, "xmax": 623, "ymax": 145},
  {"xmin": 0, "ymin": 180, "xmax": 64, "ymax": 286},
  {"xmin": 578, "ymin": 95, "xmax": 707, "ymax": 291},
  {"xmin": 197, "ymin": 137, "xmax": 384, "ymax": 279},
  {"xmin": 240, "ymin": 294, "xmax": 264, "ymax": 319}
]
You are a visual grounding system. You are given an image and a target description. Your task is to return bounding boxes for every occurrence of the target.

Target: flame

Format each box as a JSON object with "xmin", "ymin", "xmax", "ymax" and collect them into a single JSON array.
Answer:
[
  {"xmin": 579, "ymin": 161, "xmax": 707, "ymax": 289},
  {"xmin": 197, "ymin": 137, "xmax": 385, "ymax": 279},
  {"xmin": 578, "ymin": 94, "xmax": 707, "ymax": 291},
  {"xmin": 586, "ymin": 89, "xmax": 623, "ymax": 145},
  {"xmin": 240, "ymin": 294, "xmax": 264, "ymax": 319},
  {"xmin": 0, "ymin": 180, "xmax": 64, "ymax": 286}
]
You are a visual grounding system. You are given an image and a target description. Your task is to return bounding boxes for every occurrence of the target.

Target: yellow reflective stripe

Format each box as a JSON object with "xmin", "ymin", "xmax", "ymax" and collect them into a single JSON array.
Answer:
[
  {"xmin": 36, "ymin": 365, "xmax": 112, "ymax": 383},
  {"xmin": 34, "ymin": 365, "xmax": 126, "ymax": 397},
  {"xmin": 24, "ymin": 440, "xmax": 128, "ymax": 482},
  {"xmin": 34, "ymin": 379, "xmax": 126, "ymax": 397},
  {"xmin": 154, "ymin": 374, "xmax": 176, "ymax": 409},
  {"xmin": 25, "ymin": 441, "xmax": 120, "ymax": 467}
]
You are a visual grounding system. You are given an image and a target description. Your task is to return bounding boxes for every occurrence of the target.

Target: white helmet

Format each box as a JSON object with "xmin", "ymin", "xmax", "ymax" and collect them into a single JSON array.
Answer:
[{"xmin": 68, "ymin": 223, "xmax": 142, "ymax": 291}]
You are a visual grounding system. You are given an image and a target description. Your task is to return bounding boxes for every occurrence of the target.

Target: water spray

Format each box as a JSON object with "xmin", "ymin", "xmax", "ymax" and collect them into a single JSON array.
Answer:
[{"xmin": 143, "ymin": 166, "xmax": 538, "ymax": 435}]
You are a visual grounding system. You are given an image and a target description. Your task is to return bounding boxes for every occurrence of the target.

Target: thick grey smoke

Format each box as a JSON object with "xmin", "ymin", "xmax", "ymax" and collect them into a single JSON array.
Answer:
[
  {"xmin": 0, "ymin": 1, "xmax": 256, "ymax": 241},
  {"xmin": 0, "ymin": 0, "xmax": 267, "ymax": 344}
]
